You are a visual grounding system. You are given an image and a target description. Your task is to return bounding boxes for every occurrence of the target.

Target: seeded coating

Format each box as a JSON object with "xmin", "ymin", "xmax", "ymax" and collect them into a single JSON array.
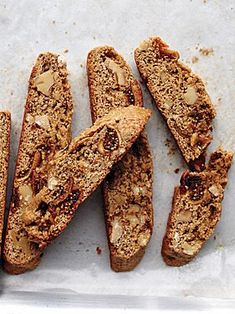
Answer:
[
  {"xmin": 87, "ymin": 46, "xmax": 153, "ymax": 272},
  {"xmin": 0, "ymin": 112, "xmax": 11, "ymax": 256},
  {"xmin": 3, "ymin": 52, "xmax": 74, "ymax": 274},
  {"xmin": 135, "ymin": 37, "xmax": 216, "ymax": 169},
  {"xmin": 161, "ymin": 149, "xmax": 233, "ymax": 266}
]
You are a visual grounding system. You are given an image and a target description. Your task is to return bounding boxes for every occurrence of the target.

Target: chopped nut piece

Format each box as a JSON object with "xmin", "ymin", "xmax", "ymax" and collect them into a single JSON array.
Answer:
[
  {"xmin": 126, "ymin": 214, "xmax": 139, "ymax": 228},
  {"xmin": 110, "ymin": 219, "xmax": 123, "ymax": 244},
  {"xmin": 209, "ymin": 184, "xmax": 222, "ymax": 197},
  {"xmin": 34, "ymin": 115, "xmax": 50, "ymax": 130},
  {"xmin": 182, "ymin": 242, "xmax": 200, "ymax": 256},
  {"xmin": 190, "ymin": 133, "xmax": 198, "ymax": 146},
  {"xmin": 47, "ymin": 177, "xmax": 58, "ymax": 190},
  {"xmin": 19, "ymin": 185, "xmax": 33, "ymax": 204},
  {"xmin": 105, "ymin": 58, "xmax": 127, "ymax": 86},
  {"xmin": 177, "ymin": 210, "xmax": 192, "ymax": 222},
  {"xmin": 160, "ymin": 70, "xmax": 168, "ymax": 82},
  {"xmin": 26, "ymin": 114, "xmax": 35, "ymax": 124},
  {"xmin": 138, "ymin": 230, "xmax": 150, "ymax": 247},
  {"xmin": 34, "ymin": 70, "xmax": 55, "ymax": 96},
  {"xmin": 183, "ymin": 86, "xmax": 198, "ymax": 105}
]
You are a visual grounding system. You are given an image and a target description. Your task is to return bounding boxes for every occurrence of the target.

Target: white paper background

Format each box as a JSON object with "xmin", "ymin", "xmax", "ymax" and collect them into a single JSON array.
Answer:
[{"xmin": 0, "ymin": 0, "xmax": 235, "ymax": 309}]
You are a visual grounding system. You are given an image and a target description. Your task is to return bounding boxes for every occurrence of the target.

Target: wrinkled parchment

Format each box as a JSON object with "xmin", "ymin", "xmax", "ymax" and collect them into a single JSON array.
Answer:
[{"xmin": 0, "ymin": 0, "xmax": 235, "ymax": 307}]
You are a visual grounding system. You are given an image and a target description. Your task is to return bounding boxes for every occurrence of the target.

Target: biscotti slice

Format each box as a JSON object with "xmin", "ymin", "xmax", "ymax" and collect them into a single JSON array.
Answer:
[
  {"xmin": 0, "ymin": 111, "xmax": 11, "ymax": 255},
  {"xmin": 135, "ymin": 37, "xmax": 216, "ymax": 170},
  {"xmin": 3, "ymin": 53, "xmax": 74, "ymax": 274},
  {"xmin": 162, "ymin": 149, "xmax": 233, "ymax": 266},
  {"xmin": 22, "ymin": 106, "xmax": 151, "ymax": 252},
  {"xmin": 87, "ymin": 46, "xmax": 153, "ymax": 271}
]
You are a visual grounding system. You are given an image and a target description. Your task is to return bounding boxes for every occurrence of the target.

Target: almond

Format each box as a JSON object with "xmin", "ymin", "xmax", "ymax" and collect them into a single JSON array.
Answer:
[
  {"xmin": 19, "ymin": 184, "xmax": 33, "ymax": 204},
  {"xmin": 35, "ymin": 115, "xmax": 50, "ymax": 130},
  {"xmin": 105, "ymin": 58, "xmax": 127, "ymax": 86},
  {"xmin": 110, "ymin": 219, "xmax": 123, "ymax": 244},
  {"xmin": 138, "ymin": 230, "xmax": 151, "ymax": 247},
  {"xmin": 34, "ymin": 70, "xmax": 55, "ymax": 96},
  {"xmin": 47, "ymin": 177, "xmax": 58, "ymax": 190},
  {"xmin": 209, "ymin": 184, "xmax": 222, "ymax": 197},
  {"xmin": 184, "ymin": 86, "xmax": 198, "ymax": 105}
]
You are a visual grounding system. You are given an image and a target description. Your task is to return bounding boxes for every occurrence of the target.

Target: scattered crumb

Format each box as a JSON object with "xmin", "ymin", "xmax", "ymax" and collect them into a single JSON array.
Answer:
[
  {"xmin": 192, "ymin": 56, "xmax": 199, "ymax": 64},
  {"xmin": 93, "ymin": 36, "xmax": 96, "ymax": 40},
  {"xmin": 73, "ymin": 22, "xmax": 76, "ymax": 25},
  {"xmin": 96, "ymin": 247, "xmax": 102, "ymax": 255},
  {"xmin": 199, "ymin": 48, "xmax": 214, "ymax": 56},
  {"xmin": 52, "ymin": 20, "xmax": 55, "ymax": 24},
  {"xmin": 78, "ymin": 241, "xmax": 83, "ymax": 245},
  {"xmin": 65, "ymin": 31, "xmax": 68, "ymax": 35},
  {"xmin": 86, "ymin": 249, "xmax": 89, "ymax": 252},
  {"xmin": 64, "ymin": 49, "xmax": 69, "ymax": 54},
  {"xmin": 80, "ymin": 63, "xmax": 83, "ymax": 68},
  {"xmin": 214, "ymin": 235, "xmax": 216, "ymax": 240},
  {"xmin": 164, "ymin": 138, "xmax": 176, "ymax": 156},
  {"xmin": 174, "ymin": 168, "xmax": 180, "ymax": 174},
  {"xmin": 203, "ymin": 0, "xmax": 207, "ymax": 3},
  {"xmin": 76, "ymin": 249, "xmax": 80, "ymax": 252},
  {"xmin": 217, "ymin": 97, "xmax": 222, "ymax": 102},
  {"xmin": 10, "ymin": 91, "xmax": 14, "ymax": 96}
]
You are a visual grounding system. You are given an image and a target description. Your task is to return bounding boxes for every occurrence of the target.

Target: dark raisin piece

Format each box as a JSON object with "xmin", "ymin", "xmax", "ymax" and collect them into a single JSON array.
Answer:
[
  {"xmin": 185, "ymin": 175, "xmax": 202, "ymax": 189},
  {"xmin": 125, "ymin": 88, "xmax": 135, "ymax": 105},
  {"xmin": 103, "ymin": 127, "xmax": 119, "ymax": 151},
  {"xmin": 37, "ymin": 201, "xmax": 49, "ymax": 215}
]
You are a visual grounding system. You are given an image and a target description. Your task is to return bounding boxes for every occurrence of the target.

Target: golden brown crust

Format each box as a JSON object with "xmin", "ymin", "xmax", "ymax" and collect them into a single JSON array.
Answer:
[
  {"xmin": 135, "ymin": 37, "xmax": 216, "ymax": 169},
  {"xmin": 0, "ymin": 111, "xmax": 11, "ymax": 255},
  {"xmin": 87, "ymin": 46, "xmax": 153, "ymax": 271},
  {"xmin": 162, "ymin": 149, "xmax": 233, "ymax": 266},
  {"xmin": 3, "ymin": 53, "xmax": 74, "ymax": 274},
  {"xmin": 22, "ymin": 106, "xmax": 151, "ymax": 249}
]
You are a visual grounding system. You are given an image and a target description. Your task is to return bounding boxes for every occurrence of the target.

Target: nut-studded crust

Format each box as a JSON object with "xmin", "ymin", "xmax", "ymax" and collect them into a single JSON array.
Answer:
[
  {"xmin": 3, "ymin": 53, "xmax": 74, "ymax": 274},
  {"xmin": 135, "ymin": 37, "xmax": 216, "ymax": 170},
  {"xmin": 87, "ymin": 46, "xmax": 153, "ymax": 272},
  {"xmin": 161, "ymin": 149, "xmax": 233, "ymax": 266},
  {"xmin": 0, "ymin": 111, "xmax": 11, "ymax": 255},
  {"xmin": 22, "ymin": 106, "xmax": 151, "ymax": 250}
]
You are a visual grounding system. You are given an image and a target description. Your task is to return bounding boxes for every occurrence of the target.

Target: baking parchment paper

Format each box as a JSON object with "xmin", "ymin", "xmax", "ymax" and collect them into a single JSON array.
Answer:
[{"xmin": 0, "ymin": 0, "xmax": 235, "ymax": 303}]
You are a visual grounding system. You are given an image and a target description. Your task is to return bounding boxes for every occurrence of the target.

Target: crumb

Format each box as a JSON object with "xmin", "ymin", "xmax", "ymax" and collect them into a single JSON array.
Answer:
[
  {"xmin": 10, "ymin": 91, "xmax": 14, "ymax": 96},
  {"xmin": 64, "ymin": 49, "xmax": 69, "ymax": 53},
  {"xmin": 192, "ymin": 56, "xmax": 199, "ymax": 64},
  {"xmin": 199, "ymin": 48, "xmax": 214, "ymax": 56},
  {"xmin": 52, "ymin": 20, "xmax": 55, "ymax": 24},
  {"xmin": 80, "ymin": 64, "xmax": 83, "ymax": 68},
  {"xmin": 73, "ymin": 22, "xmax": 76, "ymax": 25},
  {"xmin": 203, "ymin": 0, "xmax": 207, "ymax": 3},
  {"xmin": 78, "ymin": 241, "xmax": 83, "ymax": 245},
  {"xmin": 96, "ymin": 247, "xmax": 102, "ymax": 255},
  {"xmin": 76, "ymin": 249, "xmax": 80, "ymax": 252},
  {"xmin": 217, "ymin": 97, "xmax": 222, "ymax": 102},
  {"xmin": 93, "ymin": 36, "xmax": 96, "ymax": 40},
  {"xmin": 174, "ymin": 168, "xmax": 180, "ymax": 174},
  {"xmin": 65, "ymin": 31, "xmax": 68, "ymax": 35},
  {"xmin": 86, "ymin": 249, "xmax": 89, "ymax": 252},
  {"xmin": 214, "ymin": 235, "xmax": 216, "ymax": 240},
  {"xmin": 164, "ymin": 138, "xmax": 176, "ymax": 156}
]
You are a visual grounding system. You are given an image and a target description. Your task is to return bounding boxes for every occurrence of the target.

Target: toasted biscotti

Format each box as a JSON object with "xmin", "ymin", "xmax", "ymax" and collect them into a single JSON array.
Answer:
[
  {"xmin": 3, "ymin": 53, "xmax": 74, "ymax": 274},
  {"xmin": 162, "ymin": 149, "xmax": 233, "ymax": 266},
  {"xmin": 135, "ymin": 37, "xmax": 216, "ymax": 170},
  {"xmin": 22, "ymin": 106, "xmax": 151, "ymax": 253},
  {"xmin": 0, "ymin": 111, "xmax": 11, "ymax": 255},
  {"xmin": 87, "ymin": 46, "xmax": 153, "ymax": 271}
]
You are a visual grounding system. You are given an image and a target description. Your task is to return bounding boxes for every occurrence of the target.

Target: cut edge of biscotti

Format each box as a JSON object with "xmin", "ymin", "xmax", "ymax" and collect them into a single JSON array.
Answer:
[
  {"xmin": 87, "ymin": 45, "xmax": 143, "ymax": 121},
  {"xmin": 161, "ymin": 148, "xmax": 233, "ymax": 267},
  {"xmin": 22, "ymin": 106, "xmax": 151, "ymax": 250},
  {"xmin": 3, "ymin": 52, "xmax": 74, "ymax": 274},
  {"xmin": 0, "ymin": 111, "xmax": 11, "ymax": 255},
  {"xmin": 87, "ymin": 46, "xmax": 154, "ymax": 272},
  {"xmin": 134, "ymin": 36, "xmax": 216, "ymax": 170}
]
